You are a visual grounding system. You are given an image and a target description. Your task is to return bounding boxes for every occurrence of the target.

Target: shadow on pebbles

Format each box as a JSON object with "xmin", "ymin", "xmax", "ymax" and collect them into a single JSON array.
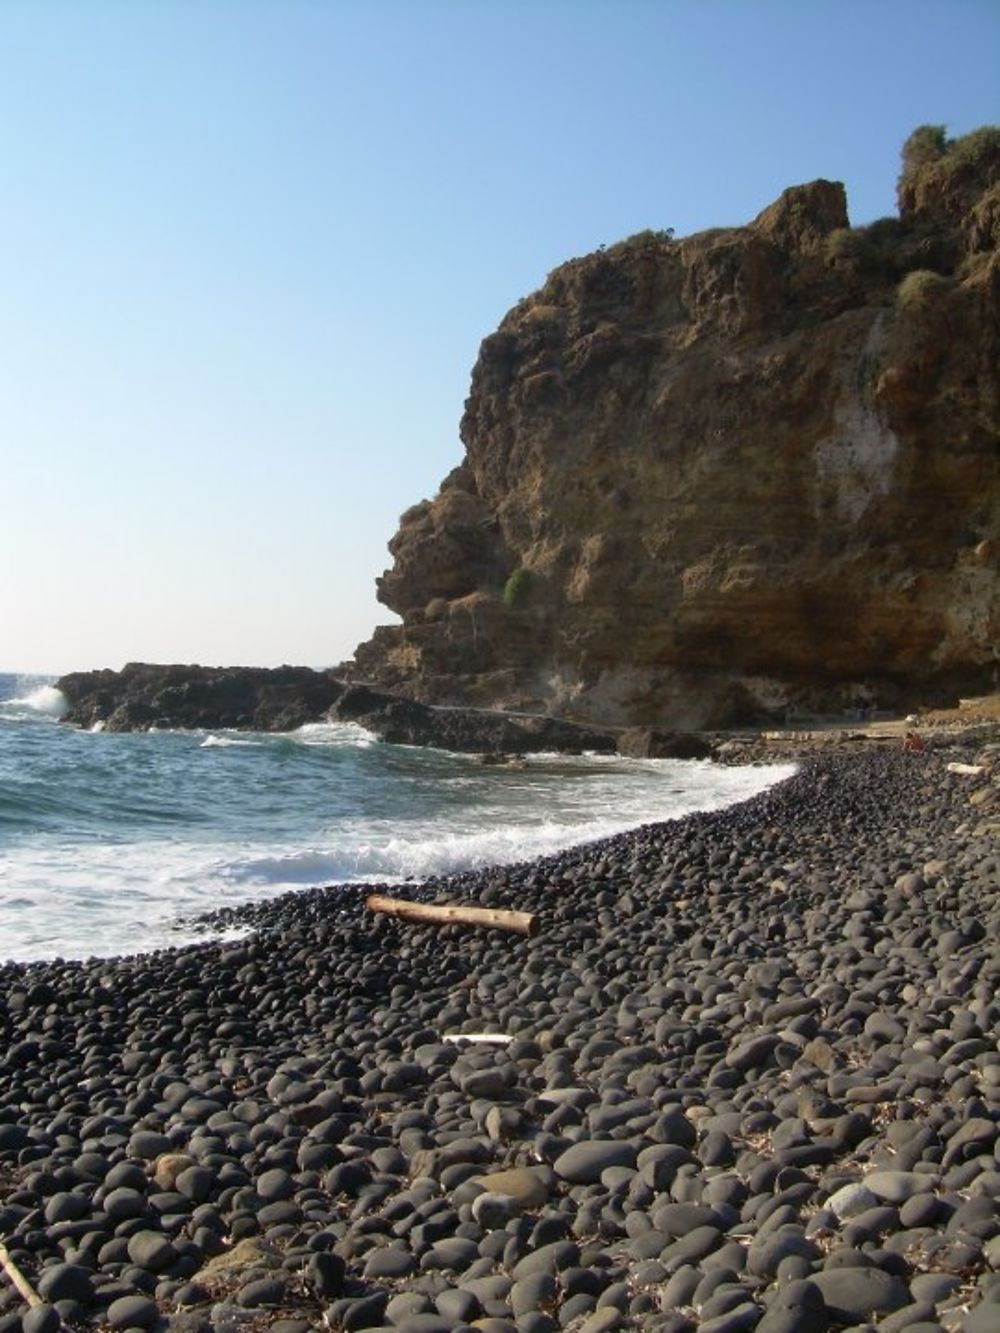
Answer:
[{"xmin": 1, "ymin": 738, "xmax": 999, "ymax": 1332}]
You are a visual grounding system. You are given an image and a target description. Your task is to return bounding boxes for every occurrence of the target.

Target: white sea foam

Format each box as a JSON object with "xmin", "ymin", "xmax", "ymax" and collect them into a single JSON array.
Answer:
[
  {"xmin": 220, "ymin": 757, "xmax": 796, "ymax": 887},
  {"xmin": 0, "ymin": 684, "xmax": 68, "ymax": 720},
  {"xmin": 0, "ymin": 701, "xmax": 796, "ymax": 964},
  {"xmin": 293, "ymin": 721, "xmax": 376, "ymax": 747},
  {"xmin": 197, "ymin": 722, "xmax": 373, "ymax": 750}
]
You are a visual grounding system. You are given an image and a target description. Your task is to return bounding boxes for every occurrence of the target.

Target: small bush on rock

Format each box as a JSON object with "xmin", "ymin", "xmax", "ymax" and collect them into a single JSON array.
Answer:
[
  {"xmin": 605, "ymin": 228, "xmax": 675, "ymax": 258},
  {"xmin": 502, "ymin": 568, "xmax": 532, "ymax": 609},
  {"xmin": 895, "ymin": 268, "xmax": 949, "ymax": 307}
]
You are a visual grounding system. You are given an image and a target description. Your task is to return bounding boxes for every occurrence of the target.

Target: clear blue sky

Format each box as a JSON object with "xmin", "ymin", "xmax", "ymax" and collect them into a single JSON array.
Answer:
[{"xmin": 2, "ymin": 0, "xmax": 997, "ymax": 674}]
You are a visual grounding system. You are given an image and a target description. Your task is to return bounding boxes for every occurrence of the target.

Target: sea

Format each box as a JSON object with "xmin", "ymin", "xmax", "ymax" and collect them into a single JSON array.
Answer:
[{"xmin": 0, "ymin": 672, "xmax": 795, "ymax": 965}]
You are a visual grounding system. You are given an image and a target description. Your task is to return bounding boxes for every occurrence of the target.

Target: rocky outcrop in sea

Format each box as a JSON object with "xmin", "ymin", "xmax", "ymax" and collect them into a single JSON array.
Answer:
[
  {"xmin": 54, "ymin": 664, "xmax": 616, "ymax": 754},
  {"xmin": 1, "ymin": 735, "xmax": 997, "ymax": 1331}
]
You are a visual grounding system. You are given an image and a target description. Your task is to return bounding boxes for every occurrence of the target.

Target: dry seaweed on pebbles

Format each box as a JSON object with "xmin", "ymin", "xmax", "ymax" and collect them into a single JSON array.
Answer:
[{"xmin": 0, "ymin": 736, "xmax": 998, "ymax": 1332}]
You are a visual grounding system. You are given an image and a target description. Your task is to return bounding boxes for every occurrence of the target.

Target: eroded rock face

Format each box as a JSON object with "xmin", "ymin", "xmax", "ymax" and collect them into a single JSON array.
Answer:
[{"xmin": 353, "ymin": 130, "xmax": 1000, "ymax": 727}]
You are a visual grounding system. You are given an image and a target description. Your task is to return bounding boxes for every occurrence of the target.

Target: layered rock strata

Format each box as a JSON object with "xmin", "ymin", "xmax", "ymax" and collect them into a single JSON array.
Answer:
[{"xmin": 353, "ymin": 128, "xmax": 1000, "ymax": 728}]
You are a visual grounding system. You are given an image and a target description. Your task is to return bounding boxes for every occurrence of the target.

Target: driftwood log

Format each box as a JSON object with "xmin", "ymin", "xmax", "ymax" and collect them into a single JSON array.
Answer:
[
  {"xmin": 366, "ymin": 894, "xmax": 538, "ymax": 938},
  {"xmin": 0, "ymin": 1238, "xmax": 43, "ymax": 1312}
]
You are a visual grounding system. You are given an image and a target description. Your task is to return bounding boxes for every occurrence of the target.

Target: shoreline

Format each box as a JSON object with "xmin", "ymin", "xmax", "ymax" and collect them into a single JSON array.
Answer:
[{"xmin": 0, "ymin": 738, "xmax": 997, "ymax": 1331}]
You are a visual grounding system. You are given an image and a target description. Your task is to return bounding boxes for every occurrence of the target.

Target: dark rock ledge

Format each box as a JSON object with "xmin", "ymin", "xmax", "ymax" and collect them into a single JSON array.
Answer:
[
  {"xmin": 55, "ymin": 664, "xmax": 618, "ymax": 755},
  {"xmin": 0, "ymin": 741, "xmax": 998, "ymax": 1332}
]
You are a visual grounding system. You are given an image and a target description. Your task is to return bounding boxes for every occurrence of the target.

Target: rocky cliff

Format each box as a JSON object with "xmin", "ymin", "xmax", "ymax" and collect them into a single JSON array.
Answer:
[{"xmin": 352, "ymin": 127, "xmax": 1000, "ymax": 728}]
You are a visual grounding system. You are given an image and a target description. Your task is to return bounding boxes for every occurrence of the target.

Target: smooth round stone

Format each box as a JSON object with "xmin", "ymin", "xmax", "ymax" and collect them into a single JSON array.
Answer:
[
  {"xmin": 106, "ymin": 1294, "xmax": 159, "ymax": 1329},
  {"xmin": 175, "ymin": 1166, "xmax": 215, "ymax": 1203},
  {"xmin": 942, "ymin": 1117, "xmax": 996, "ymax": 1165},
  {"xmin": 653, "ymin": 1203, "xmax": 721, "ymax": 1237},
  {"xmin": 862, "ymin": 1170, "xmax": 929, "ymax": 1203},
  {"xmin": 105, "ymin": 1162, "xmax": 149, "ymax": 1192},
  {"xmin": 127, "ymin": 1229, "xmax": 179, "ymax": 1272},
  {"xmin": 307, "ymin": 1251, "xmax": 346, "ymax": 1298},
  {"xmin": 661, "ymin": 1264, "xmax": 704, "ymax": 1310},
  {"xmin": 553, "ymin": 1141, "xmax": 637, "ymax": 1184},
  {"xmin": 460, "ymin": 1068, "xmax": 508, "ymax": 1099},
  {"xmin": 559, "ymin": 1292, "xmax": 597, "ymax": 1324},
  {"xmin": 512, "ymin": 1240, "xmax": 580, "ymax": 1281},
  {"xmin": 756, "ymin": 1311, "xmax": 815, "ymax": 1333},
  {"xmin": 0, "ymin": 1124, "xmax": 30, "ymax": 1154},
  {"xmin": 809, "ymin": 1267, "xmax": 909, "ymax": 1322},
  {"xmin": 512, "ymin": 1272, "xmax": 557, "ymax": 1316},
  {"xmin": 173, "ymin": 1280, "xmax": 211, "ymax": 1306},
  {"xmin": 472, "ymin": 1168, "xmax": 550, "ymax": 1211},
  {"xmin": 44, "ymin": 1192, "xmax": 91, "ymax": 1224},
  {"xmin": 560, "ymin": 1267, "xmax": 608, "ymax": 1300},
  {"xmin": 697, "ymin": 1301, "xmax": 765, "ymax": 1332},
  {"xmin": 237, "ymin": 1277, "xmax": 286, "ymax": 1307},
  {"xmin": 22, "ymin": 1307, "xmax": 61, "ymax": 1333},
  {"xmin": 746, "ymin": 1231, "xmax": 819, "ymax": 1278},
  {"xmin": 364, "ymin": 1247, "xmax": 417, "ymax": 1279},
  {"xmin": 103, "ymin": 1186, "xmax": 148, "ymax": 1220},
  {"xmin": 436, "ymin": 1288, "xmax": 482, "ymax": 1323},
  {"xmin": 876, "ymin": 1301, "xmax": 938, "ymax": 1333},
  {"xmin": 826, "ymin": 1182, "xmax": 878, "ymax": 1220},
  {"xmin": 899, "ymin": 1192, "xmax": 944, "ymax": 1228},
  {"xmin": 628, "ymin": 1229, "xmax": 670, "ymax": 1261},
  {"xmin": 422, "ymin": 1237, "xmax": 480, "ymax": 1272},
  {"xmin": 649, "ymin": 1110, "xmax": 697, "ymax": 1150},
  {"xmin": 148, "ymin": 1189, "xmax": 189, "ymax": 1217},
  {"xmin": 257, "ymin": 1168, "xmax": 294, "ymax": 1202},
  {"xmin": 129, "ymin": 1131, "xmax": 171, "ymax": 1160},
  {"xmin": 385, "ymin": 1292, "xmax": 432, "ymax": 1323},
  {"xmin": 662, "ymin": 1225, "xmax": 724, "ymax": 1266},
  {"xmin": 964, "ymin": 1303, "xmax": 1000, "ymax": 1333},
  {"xmin": 761, "ymin": 1276, "xmax": 828, "ymax": 1310},
  {"xmin": 473, "ymin": 1192, "xmax": 520, "ymax": 1229},
  {"xmin": 726, "ymin": 1035, "xmax": 781, "ymax": 1072},
  {"xmin": 36, "ymin": 1263, "xmax": 95, "ymax": 1306},
  {"xmin": 700, "ymin": 1131, "xmax": 736, "ymax": 1167},
  {"xmin": 257, "ymin": 1200, "xmax": 302, "ymax": 1226},
  {"xmin": 910, "ymin": 1272, "xmax": 961, "ymax": 1303}
]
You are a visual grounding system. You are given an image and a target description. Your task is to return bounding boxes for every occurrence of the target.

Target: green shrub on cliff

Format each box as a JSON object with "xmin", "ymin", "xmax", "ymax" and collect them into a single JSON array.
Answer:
[
  {"xmin": 824, "ymin": 216, "xmax": 909, "ymax": 282},
  {"xmin": 900, "ymin": 124, "xmax": 948, "ymax": 176},
  {"xmin": 605, "ymin": 228, "xmax": 675, "ymax": 258},
  {"xmin": 898, "ymin": 124, "xmax": 1000, "ymax": 218},
  {"xmin": 947, "ymin": 125, "xmax": 1000, "ymax": 170},
  {"xmin": 896, "ymin": 268, "xmax": 949, "ymax": 307},
  {"xmin": 824, "ymin": 227, "xmax": 869, "ymax": 264},
  {"xmin": 502, "ymin": 567, "xmax": 532, "ymax": 609}
]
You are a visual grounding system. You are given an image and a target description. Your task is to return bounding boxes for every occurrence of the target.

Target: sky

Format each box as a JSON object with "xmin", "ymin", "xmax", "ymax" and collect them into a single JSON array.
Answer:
[{"xmin": 2, "ymin": 0, "xmax": 998, "ymax": 675}]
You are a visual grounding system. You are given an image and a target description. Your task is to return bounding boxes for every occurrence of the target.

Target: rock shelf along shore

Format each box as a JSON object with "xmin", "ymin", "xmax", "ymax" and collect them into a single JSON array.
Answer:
[{"xmin": 1, "ymin": 739, "xmax": 998, "ymax": 1333}]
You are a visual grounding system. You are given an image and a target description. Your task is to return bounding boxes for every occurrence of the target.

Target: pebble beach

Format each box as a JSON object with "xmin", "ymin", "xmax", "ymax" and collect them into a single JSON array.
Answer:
[{"xmin": 1, "ymin": 736, "xmax": 998, "ymax": 1333}]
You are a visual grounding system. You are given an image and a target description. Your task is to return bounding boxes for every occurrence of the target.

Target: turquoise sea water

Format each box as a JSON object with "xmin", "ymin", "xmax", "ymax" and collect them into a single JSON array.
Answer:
[{"xmin": 0, "ymin": 672, "xmax": 794, "ymax": 963}]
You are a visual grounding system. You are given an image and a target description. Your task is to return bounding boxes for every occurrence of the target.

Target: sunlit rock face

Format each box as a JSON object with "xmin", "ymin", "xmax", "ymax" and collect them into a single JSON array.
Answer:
[{"xmin": 353, "ymin": 130, "xmax": 1000, "ymax": 727}]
